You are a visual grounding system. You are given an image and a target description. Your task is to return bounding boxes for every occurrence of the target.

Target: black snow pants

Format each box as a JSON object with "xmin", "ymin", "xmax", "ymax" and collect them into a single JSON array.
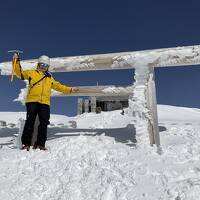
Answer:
[{"xmin": 22, "ymin": 102, "xmax": 50, "ymax": 147}]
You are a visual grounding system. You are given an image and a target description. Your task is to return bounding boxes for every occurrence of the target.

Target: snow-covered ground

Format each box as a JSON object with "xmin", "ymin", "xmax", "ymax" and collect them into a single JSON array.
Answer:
[{"xmin": 0, "ymin": 105, "xmax": 200, "ymax": 200}]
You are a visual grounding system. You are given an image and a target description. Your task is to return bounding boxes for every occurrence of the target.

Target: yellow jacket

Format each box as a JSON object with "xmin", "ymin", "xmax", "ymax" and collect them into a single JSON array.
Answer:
[{"xmin": 14, "ymin": 61, "xmax": 72, "ymax": 105}]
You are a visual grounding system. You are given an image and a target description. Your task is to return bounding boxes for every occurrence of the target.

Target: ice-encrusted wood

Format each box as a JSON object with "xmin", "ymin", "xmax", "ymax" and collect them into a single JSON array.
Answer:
[
  {"xmin": 1, "ymin": 45, "xmax": 200, "ymax": 75},
  {"xmin": 14, "ymin": 85, "xmax": 134, "ymax": 104},
  {"xmin": 129, "ymin": 65, "xmax": 150, "ymax": 143}
]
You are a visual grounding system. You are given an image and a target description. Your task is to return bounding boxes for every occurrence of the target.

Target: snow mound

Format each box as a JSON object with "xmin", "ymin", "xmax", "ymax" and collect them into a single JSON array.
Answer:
[
  {"xmin": 0, "ymin": 136, "xmax": 137, "ymax": 200},
  {"xmin": 74, "ymin": 110, "xmax": 133, "ymax": 129},
  {"xmin": 158, "ymin": 105, "xmax": 200, "ymax": 123},
  {"xmin": 1, "ymin": 105, "xmax": 200, "ymax": 199}
]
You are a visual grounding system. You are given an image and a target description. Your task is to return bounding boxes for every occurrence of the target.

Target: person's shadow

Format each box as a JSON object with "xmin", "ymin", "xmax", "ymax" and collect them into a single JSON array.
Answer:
[
  {"xmin": 47, "ymin": 125, "xmax": 166, "ymax": 146},
  {"xmin": 0, "ymin": 124, "xmax": 166, "ymax": 147},
  {"xmin": 0, "ymin": 127, "xmax": 18, "ymax": 146},
  {"xmin": 47, "ymin": 124, "xmax": 137, "ymax": 146}
]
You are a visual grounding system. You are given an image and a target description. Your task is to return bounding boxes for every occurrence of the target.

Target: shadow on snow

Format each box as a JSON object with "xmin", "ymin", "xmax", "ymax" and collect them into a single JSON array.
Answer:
[{"xmin": 0, "ymin": 125, "xmax": 167, "ymax": 147}]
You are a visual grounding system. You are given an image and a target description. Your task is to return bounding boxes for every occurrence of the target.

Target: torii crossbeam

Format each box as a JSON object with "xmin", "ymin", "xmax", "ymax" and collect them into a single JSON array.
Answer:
[{"xmin": 1, "ymin": 45, "xmax": 200, "ymax": 74}]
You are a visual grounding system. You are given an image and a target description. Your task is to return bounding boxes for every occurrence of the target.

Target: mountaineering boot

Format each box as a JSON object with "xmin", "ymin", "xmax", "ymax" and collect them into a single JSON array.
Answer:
[
  {"xmin": 33, "ymin": 144, "xmax": 47, "ymax": 151},
  {"xmin": 38, "ymin": 146, "xmax": 47, "ymax": 151},
  {"xmin": 21, "ymin": 144, "xmax": 30, "ymax": 151},
  {"xmin": 32, "ymin": 144, "xmax": 38, "ymax": 150}
]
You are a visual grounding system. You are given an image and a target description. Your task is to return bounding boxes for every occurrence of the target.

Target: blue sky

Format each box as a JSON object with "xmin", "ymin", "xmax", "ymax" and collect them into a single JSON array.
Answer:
[{"xmin": 1, "ymin": 0, "xmax": 200, "ymax": 116}]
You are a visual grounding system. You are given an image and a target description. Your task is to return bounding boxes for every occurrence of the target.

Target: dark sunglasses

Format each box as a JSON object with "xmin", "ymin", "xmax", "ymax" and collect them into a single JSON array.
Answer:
[{"xmin": 38, "ymin": 63, "xmax": 49, "ymax": 68}]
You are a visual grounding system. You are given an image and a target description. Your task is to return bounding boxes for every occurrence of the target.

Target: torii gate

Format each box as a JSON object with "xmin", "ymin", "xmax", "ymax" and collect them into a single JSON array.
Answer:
[{"xmin": 1, "ymin": 45, "xmax": 200, "ymax": 151}]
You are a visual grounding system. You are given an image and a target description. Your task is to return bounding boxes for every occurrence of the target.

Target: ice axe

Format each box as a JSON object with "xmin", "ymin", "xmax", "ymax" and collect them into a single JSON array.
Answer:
[{"xmin": 8, "ymin": 50, "xmax": 23, "ymax": 82}]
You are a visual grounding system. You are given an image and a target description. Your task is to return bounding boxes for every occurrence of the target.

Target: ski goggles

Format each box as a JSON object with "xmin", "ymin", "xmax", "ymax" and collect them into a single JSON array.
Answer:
[{"xmin": 38, "ymin": 63, "xmax": 49, "ymax": 69}]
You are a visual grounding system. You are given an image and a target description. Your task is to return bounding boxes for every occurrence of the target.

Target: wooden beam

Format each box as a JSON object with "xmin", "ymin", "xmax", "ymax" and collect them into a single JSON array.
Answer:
[
  {"xmin": 84, "ymin": 99, "xmax": 89, "ymax": 113},
  {"xmin": 90, "ymin": 97, "xmax": 96, "ymax": 113},
  {"xmin": 77, "ymin": 98, "xmax": 83, "ymax": 115},
  {"xmin": 145, "ymin": 86, "xmax": 155, "ymax": 146},
  {"xmin": 1, "ymin": 45, "xmax": 200, "ymax": 75},
  {"xmin": 146, "ymin": 67, "xmax": 161, "ymax": 148},
  {"xmin": 52, "ymin": 86, "xmax": 133, "ymax": 97}
]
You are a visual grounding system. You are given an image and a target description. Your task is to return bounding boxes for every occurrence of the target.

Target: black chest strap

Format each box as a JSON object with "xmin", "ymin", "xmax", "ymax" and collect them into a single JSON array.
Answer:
[
  {"xmin": 29, "ymin": 71, "xmax": 52, "ymax": 89},
  {"xmin": 29, "ymin": 75, "xmax": 47, "ymax": 89}
]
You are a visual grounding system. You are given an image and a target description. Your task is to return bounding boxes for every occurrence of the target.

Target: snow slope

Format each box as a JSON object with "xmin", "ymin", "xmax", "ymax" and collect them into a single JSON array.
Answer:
[{"xmin": 1, "ymin": 105, "xmax": 200, "ymax": 200}]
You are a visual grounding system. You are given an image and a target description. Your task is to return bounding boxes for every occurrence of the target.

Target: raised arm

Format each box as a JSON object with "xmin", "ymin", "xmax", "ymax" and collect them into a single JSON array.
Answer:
[{"xmin": 13, "ymin": 53, "xmax": 29, "ymax": 80}]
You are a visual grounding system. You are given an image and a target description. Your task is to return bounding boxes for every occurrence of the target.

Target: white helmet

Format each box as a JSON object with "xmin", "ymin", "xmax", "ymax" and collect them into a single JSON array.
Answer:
[{"xmin": 38, "ymin": 55, "xmax": 50, "ymax": 66}]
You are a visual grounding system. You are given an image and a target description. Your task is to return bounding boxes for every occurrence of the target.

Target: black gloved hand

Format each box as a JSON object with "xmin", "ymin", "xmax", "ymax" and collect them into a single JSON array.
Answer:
[{"xmin": 13, "ymin": 53, "xmax": 20, "ymax": 62}]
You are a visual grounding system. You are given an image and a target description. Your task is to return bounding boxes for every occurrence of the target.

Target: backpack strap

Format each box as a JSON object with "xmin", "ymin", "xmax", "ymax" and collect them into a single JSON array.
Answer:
[{"xmin": 29, "ymin": 75, "xmax": 47, "ymax": 89}]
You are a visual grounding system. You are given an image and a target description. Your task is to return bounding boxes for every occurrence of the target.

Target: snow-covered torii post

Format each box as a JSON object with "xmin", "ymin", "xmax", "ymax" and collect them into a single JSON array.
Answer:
[
  {"xmin": 129, "ymin": 64, "xmax": 160, "ymax": 152},
  {"xmin": 1, "ymin": 45, "xmax": 200, "ymax": 150}
]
